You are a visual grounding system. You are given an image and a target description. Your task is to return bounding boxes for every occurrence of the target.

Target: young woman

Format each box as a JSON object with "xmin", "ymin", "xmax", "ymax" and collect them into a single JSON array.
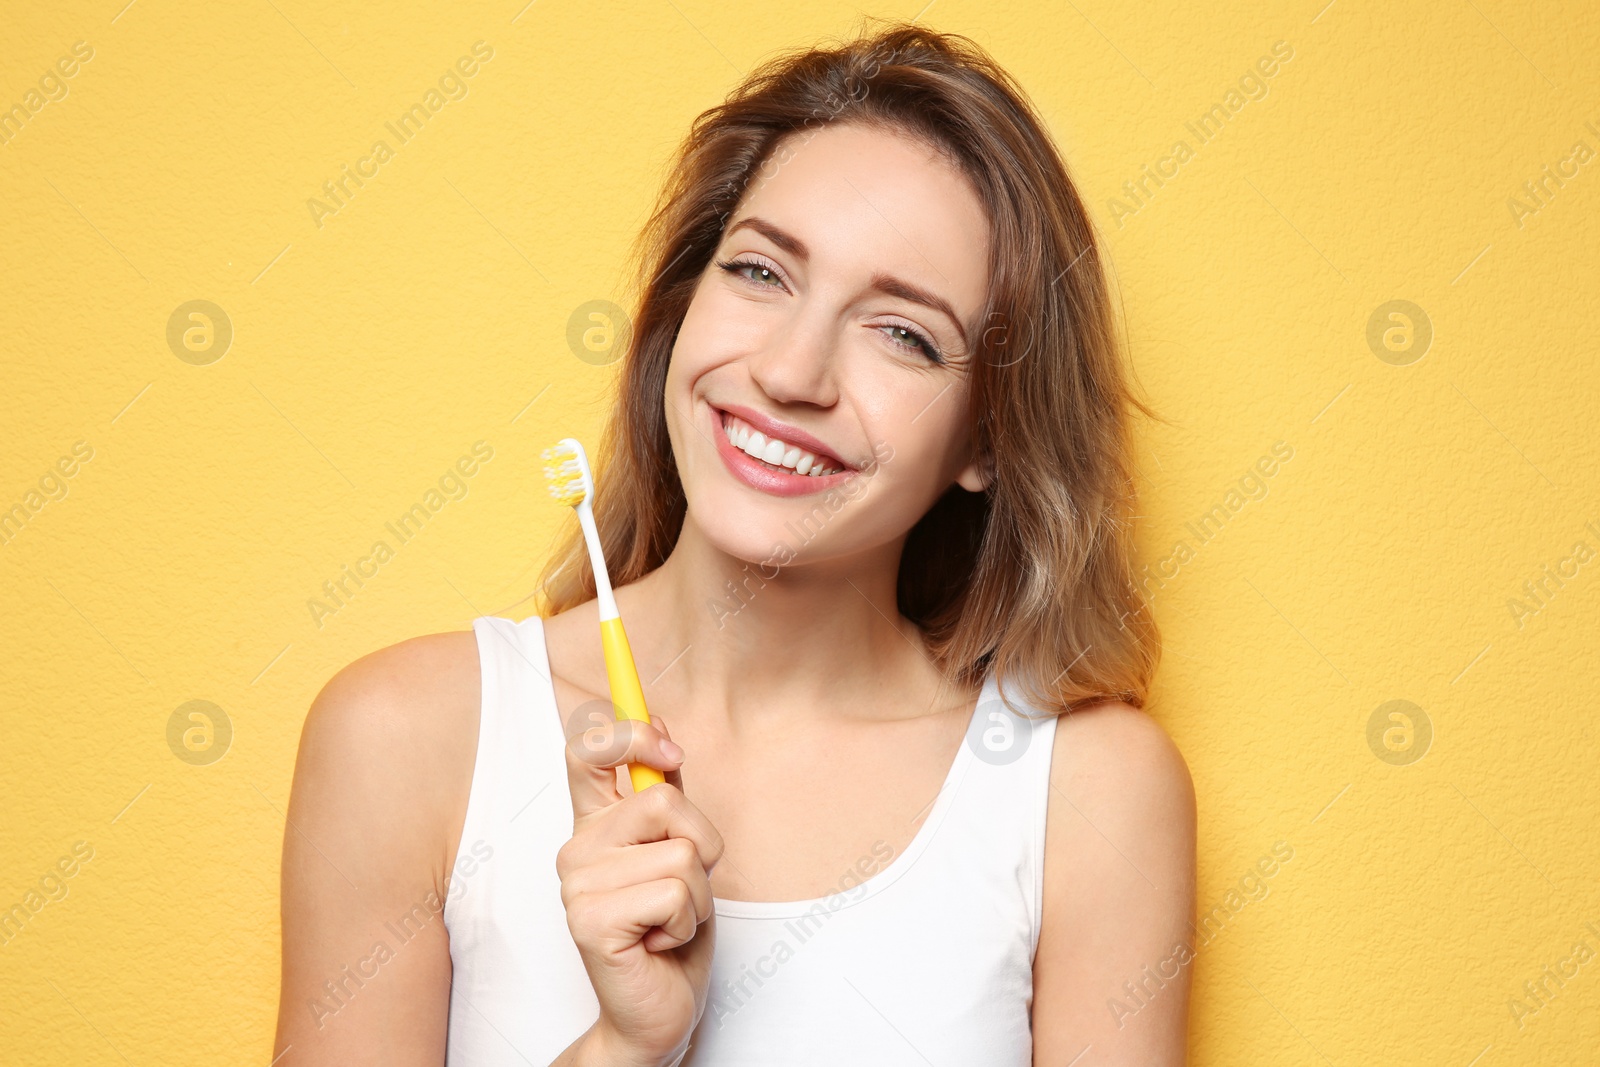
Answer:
[{"xmin": 275, "ymin": 22, "xmax": 1195, "ymax": 1067}]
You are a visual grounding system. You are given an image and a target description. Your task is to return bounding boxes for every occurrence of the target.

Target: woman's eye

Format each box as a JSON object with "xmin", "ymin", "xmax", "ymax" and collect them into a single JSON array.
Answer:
[
  {"xmin": 882, "ymin": 324, "xmax": 943, "ymax": 363},
  {"xmin": 717, "ymin": 256, "xmax": 943, "ymax": 363},
  {"xmin": 718, "ymin": 258, "xmax": 785, "ymax": 289}
]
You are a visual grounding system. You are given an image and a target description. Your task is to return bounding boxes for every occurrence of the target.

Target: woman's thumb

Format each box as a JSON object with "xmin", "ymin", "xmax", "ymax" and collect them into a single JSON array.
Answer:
[{"xmin": 654, "ymin": 714, "xmax": 687, "ymax": 793}]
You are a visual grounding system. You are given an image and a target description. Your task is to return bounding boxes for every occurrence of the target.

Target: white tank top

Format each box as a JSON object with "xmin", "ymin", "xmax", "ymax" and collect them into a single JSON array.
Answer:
[{"xmin": 445, "ymin": 613, "xmax": 1060, "ymax": 1065}]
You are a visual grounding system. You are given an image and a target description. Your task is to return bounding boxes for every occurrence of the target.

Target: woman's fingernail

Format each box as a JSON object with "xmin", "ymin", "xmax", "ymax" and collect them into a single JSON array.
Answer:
[{"xmin": 661, "ymin": 739, "xmax": 685, "ymax": 762}]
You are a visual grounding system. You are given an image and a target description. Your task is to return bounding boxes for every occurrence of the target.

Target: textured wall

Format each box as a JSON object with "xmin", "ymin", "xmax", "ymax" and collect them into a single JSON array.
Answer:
[{"xmin": 2, "ymin": 1, "xmax": 1596, "ymax": 1063}]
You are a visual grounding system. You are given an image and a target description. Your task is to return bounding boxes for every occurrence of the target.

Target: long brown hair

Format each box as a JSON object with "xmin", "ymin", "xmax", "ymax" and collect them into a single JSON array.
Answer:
[{"xmin": 537, "ymin": 19, "xmax": 1161, "ymax": 716}]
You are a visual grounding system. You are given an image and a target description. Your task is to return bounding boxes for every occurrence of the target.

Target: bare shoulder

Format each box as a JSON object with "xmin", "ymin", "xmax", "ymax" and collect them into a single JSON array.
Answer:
[
  {"xmin": 1032, "ymin": 701, "xmax": 1197, "ymax": 1063},
  {"xmin": 302, "ymin": 629, "xmax": 482, "ymax": 739},
  {"xmin": 1042, "ymin": 699, "xmax": 1196, "ymax": 908},
  {"xmin": 1048, "ymin": 700, "xmax": 1196, "ymax": 823},
  {"xmin": 293, "ymin": 629, "xmax": 483, "ymax": 838},
  {"xmin": 276, "ymin": 630, "xmax": 483, "ymax": 1062}
]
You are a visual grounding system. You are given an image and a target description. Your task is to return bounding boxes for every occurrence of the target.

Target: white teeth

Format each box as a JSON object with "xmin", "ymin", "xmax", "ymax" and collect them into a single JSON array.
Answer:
[{"xmin": 721, "ymin": 412, "xmax": 841, "ymax": 477}]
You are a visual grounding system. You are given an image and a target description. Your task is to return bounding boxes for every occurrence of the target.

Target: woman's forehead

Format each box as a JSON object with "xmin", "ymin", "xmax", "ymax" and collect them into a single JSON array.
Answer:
[{"xmin": 731, "ymin": 122, "xmax": 991, "ymax": 323}]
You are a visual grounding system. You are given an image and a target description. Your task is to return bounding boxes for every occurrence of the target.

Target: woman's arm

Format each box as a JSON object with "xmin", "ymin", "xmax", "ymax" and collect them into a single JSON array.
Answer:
[
  {"xmin": 1031, "ymin": 701, "xmax": 1198, "ymax": 1065},
  {"xmin": 272, "ymin": 632, "xmax": 484, "ymax": 1066},
  {"xmin": 273, "ymin": 627, "xmax": 715, "ymax": 1067}
]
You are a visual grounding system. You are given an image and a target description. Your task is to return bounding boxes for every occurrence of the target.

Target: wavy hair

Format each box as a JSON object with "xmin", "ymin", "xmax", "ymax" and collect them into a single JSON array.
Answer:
[{"xmin": 536, "ymin": 19, "xmax": 1161, "ymax": 715}]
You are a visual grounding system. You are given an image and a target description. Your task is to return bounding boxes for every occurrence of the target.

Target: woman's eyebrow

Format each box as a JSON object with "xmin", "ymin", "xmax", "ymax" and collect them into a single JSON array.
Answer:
[
  {"xmin": 866, "ymin": 271, "xmax": 963, "ymax": 337},
  {"xmin": 727, "ymin": 216, "xmax": 809, "ymax": 259},
  {"xmin": 726, "ymin": 215, "xmax": 965, "ymax": 336}
]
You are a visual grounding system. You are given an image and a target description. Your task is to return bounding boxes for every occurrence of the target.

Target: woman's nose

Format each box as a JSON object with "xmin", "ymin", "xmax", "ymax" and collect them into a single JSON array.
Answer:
[{"xmin": 744, "ymin": 310, "xmax": 839, "ymax": 407}]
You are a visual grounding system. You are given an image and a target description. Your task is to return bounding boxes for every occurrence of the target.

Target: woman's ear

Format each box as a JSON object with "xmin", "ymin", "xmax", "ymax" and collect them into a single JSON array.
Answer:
[{"xmin": 954, "ymin": 451, "xmax": 992, "ymax": 493}]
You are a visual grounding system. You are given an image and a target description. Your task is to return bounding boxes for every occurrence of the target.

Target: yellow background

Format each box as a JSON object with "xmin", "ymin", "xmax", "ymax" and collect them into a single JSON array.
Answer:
[{"xmin": 3, "ymin": 1, "xmax": 1596, "ymax": 1062}]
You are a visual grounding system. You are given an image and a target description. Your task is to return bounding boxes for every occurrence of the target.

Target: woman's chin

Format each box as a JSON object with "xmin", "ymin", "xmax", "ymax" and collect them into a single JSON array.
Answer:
[{"xmin": 686, "ymin": 515, "xmax": 799, "ymax": 569}]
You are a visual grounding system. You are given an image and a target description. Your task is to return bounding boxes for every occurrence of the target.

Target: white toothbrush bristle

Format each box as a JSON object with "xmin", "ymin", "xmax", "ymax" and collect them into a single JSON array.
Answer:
[{"xmin": 541, "ymin": 439, "xmax": 592, "ymax": 507}]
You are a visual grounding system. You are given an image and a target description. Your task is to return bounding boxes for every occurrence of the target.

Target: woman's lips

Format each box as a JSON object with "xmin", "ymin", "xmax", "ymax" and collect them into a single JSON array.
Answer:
[
  {"xmin": 710, "ymin": 406, "xmax": 857, "ymax": 497},
  {"xmin": 717, "ymin": 402, "xmax": 851, "ymax": 471}
]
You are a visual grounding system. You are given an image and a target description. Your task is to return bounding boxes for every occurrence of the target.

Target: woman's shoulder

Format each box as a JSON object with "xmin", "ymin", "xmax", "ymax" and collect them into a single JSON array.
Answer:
[
  {"xmin": 1044, "ymin": 699, "xmax": 1195, "ymax": 858},
  {"xmin": 301, "ymin": 629, "xmax": 482, "ymax": 764},
  {"xmin": 289, "ymin": 629, "xmax": 484, "ymax": 874},
  {"xmin": 1040, "ymin": 697, "xmax": 1196, "ymax": 913},
  {"xmin": 277, "ymin": 630, "xmax": 486, "ymax": 1056},
  {"xmin": 1031, "ymin": 700, "xmax": 1196, "ymax": 1055},
  {"xmin": 1048, "ymin": 699, "xmax": 1193, "ymax": 802}
]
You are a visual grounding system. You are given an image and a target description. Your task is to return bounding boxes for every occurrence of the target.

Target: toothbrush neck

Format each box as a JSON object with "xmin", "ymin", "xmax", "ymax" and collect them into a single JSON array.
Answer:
[
  {"xmin": 577, "ymin": 500, "xmax": 620, "ymax": 621},
  {"xmin": 595, "ymin": 583, "xmax": 619, "ymax": 621}
]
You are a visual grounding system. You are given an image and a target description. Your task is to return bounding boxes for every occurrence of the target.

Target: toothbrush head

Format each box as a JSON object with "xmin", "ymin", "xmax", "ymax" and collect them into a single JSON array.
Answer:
[{"xmin": 541, "ymin": 438, "xmax": 594, "ymax": 508}]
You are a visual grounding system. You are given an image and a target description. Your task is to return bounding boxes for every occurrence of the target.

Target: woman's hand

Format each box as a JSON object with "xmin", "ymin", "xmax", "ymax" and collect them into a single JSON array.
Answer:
[{"xmin": 558, "ymin": 712, "xmax": 723, "ymax": 1067}]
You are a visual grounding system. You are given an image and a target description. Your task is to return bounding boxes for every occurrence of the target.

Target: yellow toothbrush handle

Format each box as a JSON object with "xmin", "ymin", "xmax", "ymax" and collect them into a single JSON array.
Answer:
[{"xmin": 599, "ymin": 616, "xmax": 666, "ymax": 793}]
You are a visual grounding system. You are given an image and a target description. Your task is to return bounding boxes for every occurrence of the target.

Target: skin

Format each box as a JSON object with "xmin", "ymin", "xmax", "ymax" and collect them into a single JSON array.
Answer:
[{"xmin": 275, "ymin": 120, "xmax": 1195, "ymax": 1066}]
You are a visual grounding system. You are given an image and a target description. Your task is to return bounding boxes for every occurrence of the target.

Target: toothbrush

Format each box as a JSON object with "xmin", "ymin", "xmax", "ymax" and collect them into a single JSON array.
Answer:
[{"xmin": 542, "ymin": 438, "xmax": 666, "ymax": 794}]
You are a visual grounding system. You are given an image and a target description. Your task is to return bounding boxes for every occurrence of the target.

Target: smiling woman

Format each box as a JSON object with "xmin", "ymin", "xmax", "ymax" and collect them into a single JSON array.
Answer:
[{"xmin": 276, "ymin": 18, "xmax": 1194, "ymax": 1067}]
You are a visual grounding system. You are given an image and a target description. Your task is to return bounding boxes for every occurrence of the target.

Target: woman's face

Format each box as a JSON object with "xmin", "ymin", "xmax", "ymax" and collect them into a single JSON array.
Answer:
[{"xmin": 663, "ymin": 120, "xmax": 992, "ymax": 570}]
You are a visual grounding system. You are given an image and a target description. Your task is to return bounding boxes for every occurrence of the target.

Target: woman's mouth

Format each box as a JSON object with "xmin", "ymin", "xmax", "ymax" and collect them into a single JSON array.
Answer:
[
  {"xmin": 721, "ymin": 412, "xmax": 846, "ymax": 476},
  {"xmin": 710, "ymin": 407, "xmax": 857, "ymax": 497}
]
